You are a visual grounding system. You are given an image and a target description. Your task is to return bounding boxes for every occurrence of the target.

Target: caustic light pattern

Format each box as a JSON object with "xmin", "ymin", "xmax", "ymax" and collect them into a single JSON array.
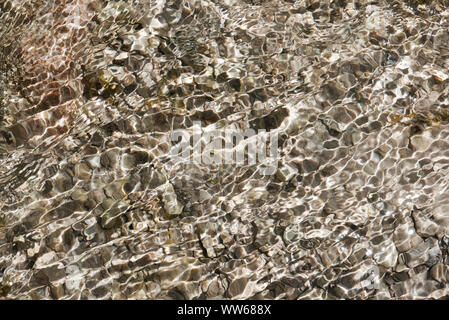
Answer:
[{"xmin": 1, "ymin": 0, "xmax": 449, "ymax": 299}]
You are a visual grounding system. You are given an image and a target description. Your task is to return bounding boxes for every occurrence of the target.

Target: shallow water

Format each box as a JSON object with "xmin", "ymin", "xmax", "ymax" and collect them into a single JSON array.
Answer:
[{"xmin": 1, "ymin": 0, "xmax": 449, "ymax": 299}]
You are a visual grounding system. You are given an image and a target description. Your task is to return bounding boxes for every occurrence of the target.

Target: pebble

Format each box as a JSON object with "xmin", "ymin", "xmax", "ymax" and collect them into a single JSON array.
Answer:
[{"xmin": 227, "ymin": 277, "xmax": 248, "ymax": 298}]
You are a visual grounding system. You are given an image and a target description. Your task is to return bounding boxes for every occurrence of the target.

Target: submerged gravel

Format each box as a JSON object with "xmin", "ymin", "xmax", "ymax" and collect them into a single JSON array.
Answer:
[{"xmin": 1, "ymin": 0, "xmax": 449, "ymax": 299}]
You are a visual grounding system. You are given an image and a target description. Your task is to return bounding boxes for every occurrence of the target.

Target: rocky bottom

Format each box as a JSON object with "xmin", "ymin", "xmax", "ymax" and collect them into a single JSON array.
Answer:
[{"xmin": 2, "ymin": 0, "xmax": 449, "ymax": 299}]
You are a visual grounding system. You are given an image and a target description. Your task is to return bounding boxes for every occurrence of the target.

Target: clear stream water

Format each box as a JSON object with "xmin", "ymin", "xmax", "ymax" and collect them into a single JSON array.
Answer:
[{"xmin": 1, "ymin": 0, "xmax": 449, "ymax": 299}]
